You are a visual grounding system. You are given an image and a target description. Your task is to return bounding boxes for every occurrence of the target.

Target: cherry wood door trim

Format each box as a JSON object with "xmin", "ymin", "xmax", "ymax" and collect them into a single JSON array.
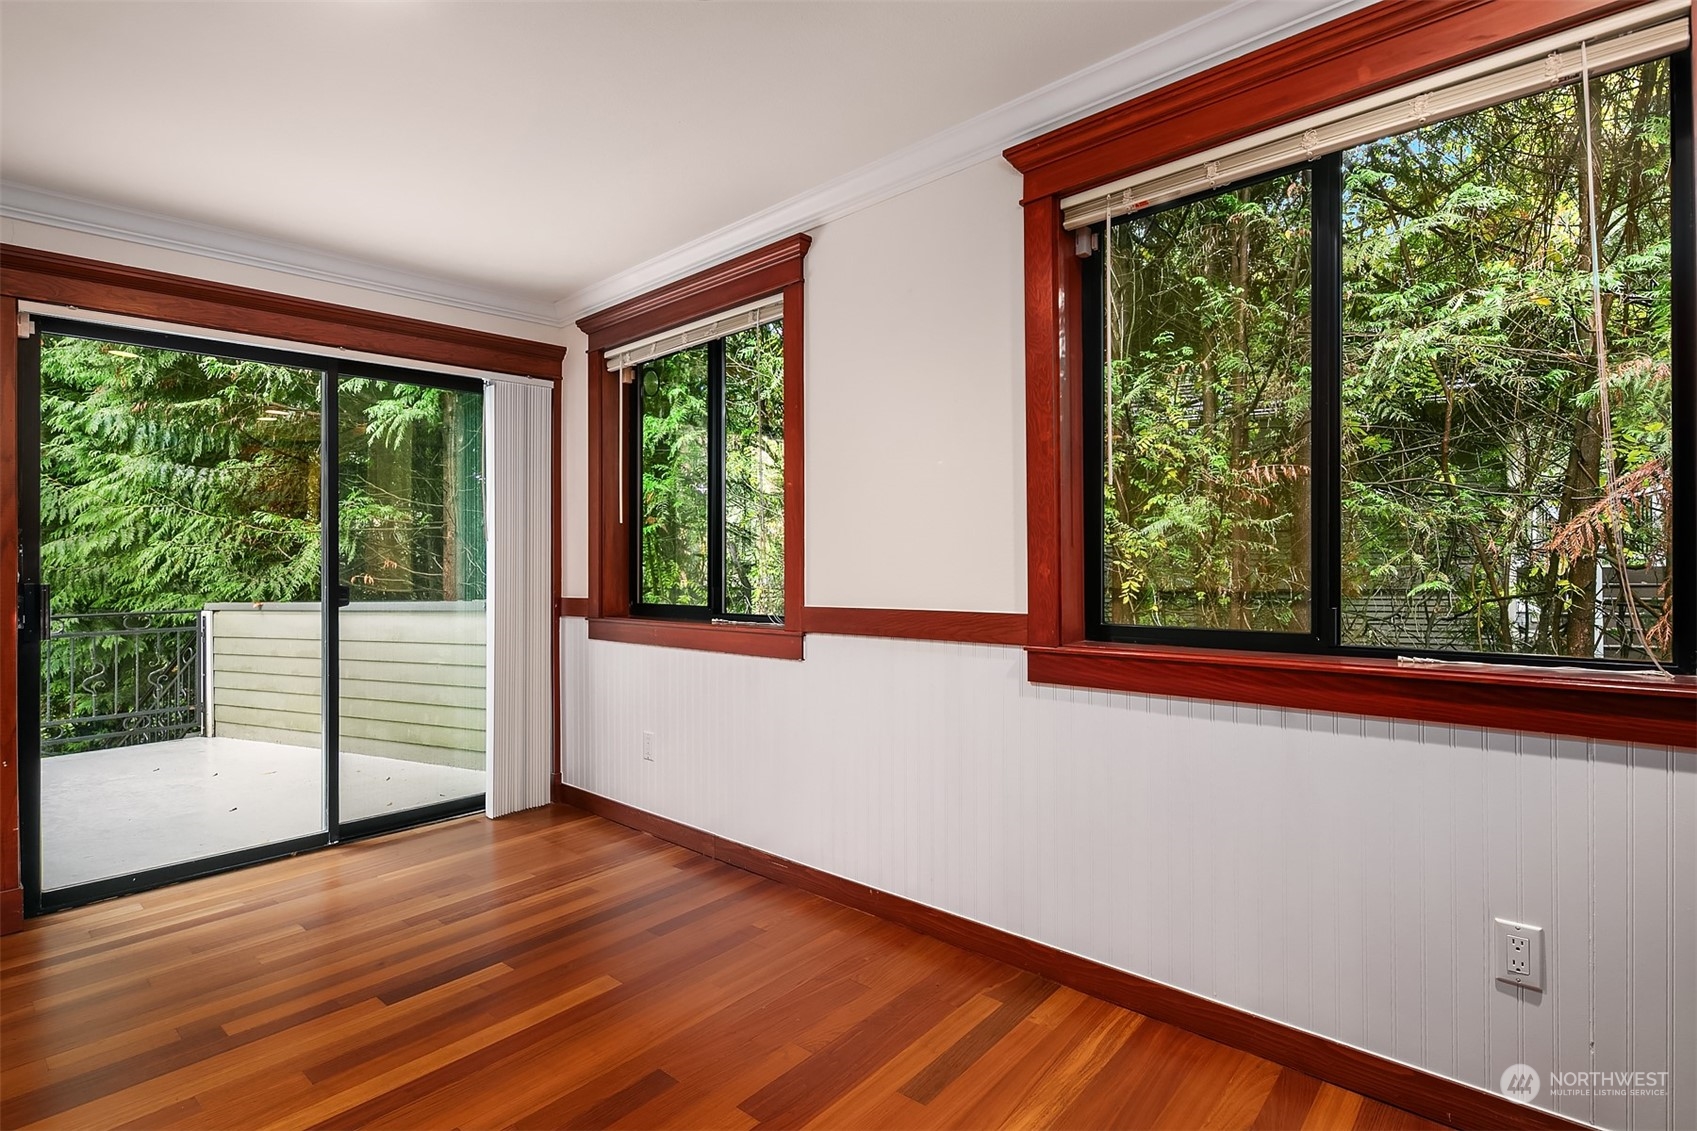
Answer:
[
  {"xmin": 801, "ymin": 607, "xmax": 1028, "ymax": 646},
  {"xmin": 553, "ymin": 784, "xmax": 1588, "ymax": 1131},
  {"xmin": 1, "ymin": 251, "xmax": 566, "ymax": 927},
  {"xmin": 0, "ymin": 246, "xmax": 565, "ymax": 378},
  {"xmin": 1028, "ymin": 644, "xmax": 1695, "ymax": 749},
  {"xmin": 1003, "ymin": 0, "xmax": 1651, "ymax": 201},
  {"xmin": 586, "ymin": 618, "xmax": 804, "ymax": 660},
  {"xmin": 1, "ymin": 296, "xmax": 21, "ymax": 935},
  {"xmin": 559, "ymin": 597, "xmax": 593, "ymax": 617},
  {"xmin": 576, "ymin": 235, "xmax": 811, "ymax": 354}
]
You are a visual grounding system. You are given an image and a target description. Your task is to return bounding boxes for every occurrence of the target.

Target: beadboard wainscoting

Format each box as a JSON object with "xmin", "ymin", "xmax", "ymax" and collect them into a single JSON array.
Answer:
[{"xmin": 560, "ymin": 621, "xmax": 1695, "ymax": 1131}]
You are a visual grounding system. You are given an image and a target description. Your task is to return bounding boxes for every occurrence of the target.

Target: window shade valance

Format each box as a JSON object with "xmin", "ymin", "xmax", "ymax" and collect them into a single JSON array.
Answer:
[
  {"xmin": 602, "ymin": 295, "xmax": 784, "ymax": 372},
  {"xmin": 1059, "ymin": 1, "xmax": 1690, "ymax": 230}
]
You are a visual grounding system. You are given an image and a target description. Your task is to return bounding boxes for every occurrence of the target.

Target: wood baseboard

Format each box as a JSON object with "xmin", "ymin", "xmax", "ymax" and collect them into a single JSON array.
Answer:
[
  {"xmin": 552, "ymin": 782, "xmax": 1591, "ymax": 1131},
  {"xmin": 1, "ymin": 885, "xmax": 23, "ymax": 935}
]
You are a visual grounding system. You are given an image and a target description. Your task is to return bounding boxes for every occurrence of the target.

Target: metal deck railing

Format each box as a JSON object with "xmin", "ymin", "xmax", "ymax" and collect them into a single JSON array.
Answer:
[{"xmin": 40, "ymin": 610, "xmax": 204, "ymax": 754}]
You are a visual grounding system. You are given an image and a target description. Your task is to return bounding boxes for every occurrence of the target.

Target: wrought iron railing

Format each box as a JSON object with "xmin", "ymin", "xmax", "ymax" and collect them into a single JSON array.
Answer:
[{"xmin": 40, "ymin": 610, "xmax": 204, "ymax": 754}]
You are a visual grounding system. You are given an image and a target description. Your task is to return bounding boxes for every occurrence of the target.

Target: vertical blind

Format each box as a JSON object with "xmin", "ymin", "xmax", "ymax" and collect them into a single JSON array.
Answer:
[{"xmin": 484, "ymin": 378, "xmax": 555, "ymax": 818}]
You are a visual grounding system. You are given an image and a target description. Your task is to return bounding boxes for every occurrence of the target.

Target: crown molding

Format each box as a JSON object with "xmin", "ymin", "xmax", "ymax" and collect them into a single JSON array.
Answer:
[
  {"xmin": 0, "ymin": 182, "xmax": 562, "ymax": 327},
  {"xmin": 556, "ymin": 0, "xmax": 1375, "ymax": 321}
]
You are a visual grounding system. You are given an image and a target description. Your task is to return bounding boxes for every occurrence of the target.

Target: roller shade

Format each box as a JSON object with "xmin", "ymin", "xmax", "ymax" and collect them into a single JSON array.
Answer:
[
  {"xmin": 603, "ymin": 295, "xmax": 783, "ymax": 372},
  {"xmin": 1060, "ymin": 2, "xmax": 1690, "ymax": 230}
]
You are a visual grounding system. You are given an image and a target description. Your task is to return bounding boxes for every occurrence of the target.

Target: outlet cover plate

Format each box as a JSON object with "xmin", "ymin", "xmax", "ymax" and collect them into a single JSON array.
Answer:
[{"xmin": 1493, "ymin": 917, "xmax": 1544, "ymax": 992}]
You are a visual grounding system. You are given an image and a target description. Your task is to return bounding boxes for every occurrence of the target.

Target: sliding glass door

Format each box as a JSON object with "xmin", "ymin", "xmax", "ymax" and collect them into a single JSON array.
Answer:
[
  {"xmin": 17, "ymin": 319, "xmax": 486, "ymax": 912},
  {"xmin": 335, "ymin": 373, "xmax": 486, "ymax": 829}
]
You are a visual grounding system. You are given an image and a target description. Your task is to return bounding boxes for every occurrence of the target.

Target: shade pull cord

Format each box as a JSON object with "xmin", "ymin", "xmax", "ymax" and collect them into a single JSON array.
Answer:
[
  {"xmin": 617, "ymin": 364, "xmax": 629, "ymax": 526},
  {"xmin": 1104, "ymin": 194, "xmax": 1115, "ymax": 478},
  {"xmin": 1103, "ymin": 191, "xmax": 1132, "ymax": 478},
  {"xmin": 1579, "ymin": 42, "xmax": 1666, "ymax": 672}
]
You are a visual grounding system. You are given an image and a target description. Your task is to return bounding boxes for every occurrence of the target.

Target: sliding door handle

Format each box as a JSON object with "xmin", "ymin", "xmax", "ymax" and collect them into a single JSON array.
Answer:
[
  {"xmin": 18, "ymin": 582, "xmax": 50, "ymax": 640},
  {"xmin": 336, "ymin": 583, "xmax": 351, "ymax": 608}
]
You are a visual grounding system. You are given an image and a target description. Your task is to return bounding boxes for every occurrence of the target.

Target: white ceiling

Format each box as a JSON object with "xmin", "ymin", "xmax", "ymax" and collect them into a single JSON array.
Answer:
[{"xmin": 2, "ymin": 1, "xmax": 1259, "ymax": 317}]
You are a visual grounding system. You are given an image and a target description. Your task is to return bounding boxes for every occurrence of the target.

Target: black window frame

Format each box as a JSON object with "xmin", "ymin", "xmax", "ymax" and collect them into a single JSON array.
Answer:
[
  {"xmin": 17, "ymin": 316, "xmax": 490, "ymax": 914},
  {"xmin": 628, "ymin": 327, "xmax": 784, "ymax": 626},
  {"xmin": 1081, "ymin": 49, "xmax": 1696, "ymax": 674}
]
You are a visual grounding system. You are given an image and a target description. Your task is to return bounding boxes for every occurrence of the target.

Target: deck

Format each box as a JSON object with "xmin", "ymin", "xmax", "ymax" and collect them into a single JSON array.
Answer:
[{"xmin": 39, "ymin": 736, "xmax": 484, "ymax": 890}]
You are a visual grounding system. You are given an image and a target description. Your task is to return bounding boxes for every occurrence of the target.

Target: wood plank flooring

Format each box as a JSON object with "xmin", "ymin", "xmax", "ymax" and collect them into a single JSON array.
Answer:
[{"xmin": 0, "ymin": 806, "xmax": 1446, "ymax": 1130}]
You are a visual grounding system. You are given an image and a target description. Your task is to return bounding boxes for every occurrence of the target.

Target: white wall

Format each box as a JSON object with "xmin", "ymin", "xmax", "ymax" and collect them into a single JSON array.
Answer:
[
  {"xmin": 563, "ymin": 625, "xmax": 1695, "ymax": 1131},
  {"xmin": 560, "ymin": 157, "xmax": 1697, "ymax": 1131},
  {"xmin": 805, "ymin": 159, "xmax": 1027, "ymax": 612},
  {"xmin": 553, "ymin": 158, "xmax": 1029, "ymax": 609}
]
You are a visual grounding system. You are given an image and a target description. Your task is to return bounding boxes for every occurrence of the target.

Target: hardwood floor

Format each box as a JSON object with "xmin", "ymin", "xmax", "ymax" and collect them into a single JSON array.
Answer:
[{"xmin": 1, "ymin": 806, "xmax": 1446, "ymax": 1130}]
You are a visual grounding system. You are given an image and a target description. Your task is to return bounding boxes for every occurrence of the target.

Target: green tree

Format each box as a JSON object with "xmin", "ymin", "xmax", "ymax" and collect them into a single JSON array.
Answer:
[
  {"xmin": 1339, "ymin": 58, "xmax": 1671, "ymax": 659},
  {"xmin": 40, "ymin": 335, "xmax": 321, "ymax": 613},
  {"xmin": 1102, "ymin": 172, "xmax": 1312, "ymax": 631}
]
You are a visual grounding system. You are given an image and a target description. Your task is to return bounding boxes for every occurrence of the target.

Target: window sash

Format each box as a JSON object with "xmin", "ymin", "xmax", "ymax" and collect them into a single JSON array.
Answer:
[
  {"xmin": 1082, "ymin": 157, "xmax": 1339, "ymax": 654},
  {"xmin": 1082, "ymin": 52, "xmax": 1692, "ymax": 671},
  {"xmin": 630, "ymin": 330, "xmax": 784, "ymax": 625}
]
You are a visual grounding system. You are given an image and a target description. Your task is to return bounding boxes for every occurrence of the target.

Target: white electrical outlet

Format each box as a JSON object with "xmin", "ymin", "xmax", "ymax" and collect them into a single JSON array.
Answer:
[
  {"xmin": 1493, "ymin": 918, "xmax": 1544, "ymax": 992},
  {"xmin": 642, "ymin": 731, "xmax": 655, "ymax": 762}
]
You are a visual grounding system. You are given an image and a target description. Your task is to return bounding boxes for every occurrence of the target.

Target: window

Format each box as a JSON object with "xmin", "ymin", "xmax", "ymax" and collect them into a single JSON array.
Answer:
[
  {"xmin": 1085, "ymin": 167, "xmax": 1317, "ymax": 647},
  {"xmin": 1082, "ymin": 51, "xmax": 1690, "ymax": 672},
  {"xmin": 633, "ymin": 320, "xmax": 785, "ymax": 622},
  {"xmin": 577, "ymin": 234, "xmax": 807, "ymax": 658},
  {"xmin": 1006, "ymin": 0, "xmax": 1695, "ymax": 746}
]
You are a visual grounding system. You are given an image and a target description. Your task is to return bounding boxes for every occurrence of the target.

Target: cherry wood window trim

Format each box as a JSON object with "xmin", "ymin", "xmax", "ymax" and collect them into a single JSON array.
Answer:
[
  {"xmin": 1029, "ymin": 644, "xmax": 1696, "ymax": 750},
  {"xmin": 1005, "ymin": 0, "xmax": 1697, "ymax": 750},
  {"xmin": 557, "ymin": 783, "xmax": 1591, "ymax": 1131},
  {"xmin": 0, "ymin": 246, "xmax": 565, "ymax": 378},
  {"xmin": 577, "ymin": 235, "xmax": 809, "ymax": 659},
  {"xmin": 1004, "ymin": 0, "xmax": 1653, "ymax": 202}
]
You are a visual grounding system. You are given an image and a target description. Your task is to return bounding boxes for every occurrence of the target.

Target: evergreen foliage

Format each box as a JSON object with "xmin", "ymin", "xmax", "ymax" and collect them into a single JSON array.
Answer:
[
  {"xmin": 636, "ymin": 321, "xmax": 784, "ymax": 617},
  {"xmin": 40, "ymin": 335, "xmax": 321, "ymax": 613},
  {"xmin": 1101, "ymin": 59, "xmax": 1674, "ymax": 661}
]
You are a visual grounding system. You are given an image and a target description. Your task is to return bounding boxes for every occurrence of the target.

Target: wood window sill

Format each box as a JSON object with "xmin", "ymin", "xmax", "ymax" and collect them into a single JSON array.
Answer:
[
  {"xmin": 587, "ymin": 617, "xmax": 804, "ymax": 660},
  {"xmin": 1026, "ymin": 642, "xmax": 1696, "ymax": 748}
]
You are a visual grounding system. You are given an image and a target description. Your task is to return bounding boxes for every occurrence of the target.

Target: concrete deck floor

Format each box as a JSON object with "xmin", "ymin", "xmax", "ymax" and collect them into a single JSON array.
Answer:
[{"xmin": 40, "ymin": 736, "xmax": 485, "ymax": 890}]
